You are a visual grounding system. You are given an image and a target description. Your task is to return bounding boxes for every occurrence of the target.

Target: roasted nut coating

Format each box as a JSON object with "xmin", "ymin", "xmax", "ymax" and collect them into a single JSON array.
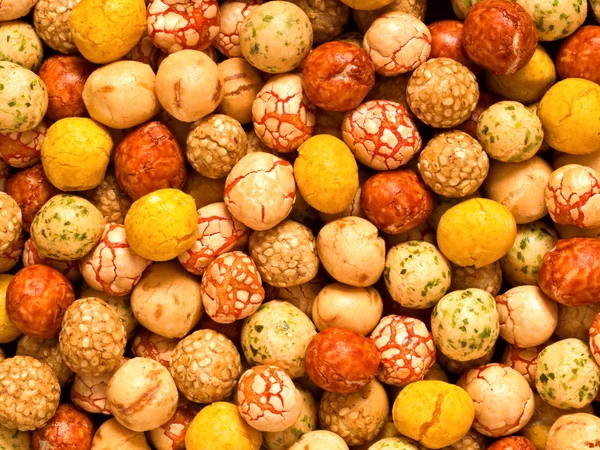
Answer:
[{"xmin": 32, "ymin": 403, "xmax": 94, "ymax": 450}]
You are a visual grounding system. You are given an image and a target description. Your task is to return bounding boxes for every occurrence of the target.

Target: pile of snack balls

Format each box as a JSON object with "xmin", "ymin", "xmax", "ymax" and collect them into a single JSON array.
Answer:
[{"xmin": 3, "ymin": 0, "xmax": 600, "ymax": 448}]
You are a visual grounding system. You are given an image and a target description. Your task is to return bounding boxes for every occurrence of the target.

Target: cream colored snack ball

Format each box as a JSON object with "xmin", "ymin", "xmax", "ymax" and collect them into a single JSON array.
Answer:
[
  {"xmin": 241, "ymin": 301, "xmax": 317, "ymax": 379},
  {"xmin": 83, "ymin": 61, "xmax": 160, "ymax": 129},
  {"xmin": 131, "ymin": 262, "xmax": 202, "ymax": 339},
  {"xmin": 546, "ymin": 413, "xmax": 600, "ymax": 450},
  {"xmin": 107, "ymin": 357, "xmax": 178, "ymax": 432},
  {"xmin": 353, "ymin": 0, "xmax": 427, "ymax": 33},
  {"xmin": 431, "ymin": 288, "xmax": 500, "ymax": 362},
  {"xmin": 91, "ymin": 417, "xmax": 151, "ymax": 450},
  {"xmin": 156, "ymin": 50, "xmax": 224, "ymax": 123},
  {"xmin": 483, "ymin": 157, "xmax": 552, "ymax": 224},
  {"xmin": 0, "ymin": 0, "xmax": 37, "ymax": 21},
  {"xmin": 31, "ymin": 194, "xmax": 104, "ymax": 260},
  {"xmin": 556, "ymin": 303, "xmax": 600, "ymax": 341},
  {"xmin": 288, "ymin": 430, "xmax": 349, "ymax": 450},
  {"xmin": 500, "ymin": 221, "xmax": 558, "ymax": 287},
  {"xmin": 312, "ymin": 283, "xmax": 383, "ymax": 335},
  {"xmin": 224, "ymin": 152, "xmax": 296, "ymax": 231},
  {"xmin": 450, "ymin": 262, "xmax": 503, "ymax": 296},
  {"xmin": 0, "ymin": 62, "xmax": 47, "ymax": 133},
  {"xmin": 535, "ymin": 339, "xmax": 600, "ymax": 409},
  {"xmin": 532, "ymin": 0, "xmax": 587, "ymax": 41},
  {"xmin": 0, "ymin": 21, "xmax": 44, "ymax": 71},
  {"xmin": 384, "ymin": 241, "xmax": 451, "ymax": 310},
  {"xmin": 317, "ymin": 217, "xmax": 385, "ymax": 287},
  {"xmin": 495, "ymin": 286, "xmax": 558, "ymax": 348},
  {"xmin": 217, "ymin": 58, "xmax": 264, "ymax": 125},
  {"xmin": 476, "ymin": 101, "xmax": 543, "ymax": 163},
  {"xmin": 0, "ymin": 424, "xmax": 31, "ymax": 449},
  {"xmin": 240, "ymin": 2, "xmax": 313, "ymax": 74},
  {"xmin": 460, "ymin": 363, "xmax": 534, "ymax": 438}
]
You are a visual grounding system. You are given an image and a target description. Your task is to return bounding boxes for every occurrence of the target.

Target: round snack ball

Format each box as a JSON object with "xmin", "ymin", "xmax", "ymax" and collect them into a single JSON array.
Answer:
[
  {"xmin": 131, "ymin": 328, "xmax": 178, "ymax": 369},
  {"xmin": 106, "ymin": 358, "xmax": 178, "ymax": 432},
  {"xmin": 0, "ymin": 191, "xmax": 22, "ymax": 253},
  {"xmin": 437, "ymin": 198, "xmax": 516, "ymax": 268},
  {"xmin": 557, "ymin": 303, "xmax": 600, "ymax": 341},
  {"xmin": 240, "ymin": 2, "xmax": 312, "ymax": 74},
  {"xmin": 459, "ymin": 363, "xmax": 534, "ymax": 437},
  {"xmin": 3, "ymin": 164, "xmax": 52, "ymax": 229},
  {"xmin": 538, "ymin": 238, "xmax": 600, "ymax": 306},
  {"xmin": 295, "ymin": 135, "xmax": 358, "ymax": 214},
  {"xmin": 342, "ymin": 100, "xmax": 421, "ymax": 171},
  {"xmin": 59, "ymin": 298, "xmax": 127, "ymax": 376},
  {"xmin": 84, "ymin": 169, "xmax": 132, "ymax": 225},
  {"xmin": 124, "ymin": 189, "xmax": 197, "ymax": 262},
  {"xmin": 252, "ymin": 73, "xmax": 316, "ymax": 153},
  {"xmin": 224, "ymin": 152, "xmax": 296, "ymax": 231},
  {"xmin": 0, "ymin": 0, "xmax": 37, "ymax": 21},
  {"xmin": 0, "ymin": 21, "xmax": 43, "ymax": 71},
  {"xmin": 146, "ymin": 400, "xmax": 200, "ymax": 450},
  {"xmin": 0, "ymin": 119, "xmax": 46, "ymax": 169},
  {"xmin": 362, "ymin": 170, "xmax": 434, "ymax": 235},
  {"xmin": 187, "ymin": 114, "xmax": 247, "ymax": 179},
  {"xmin": 16, "ymin": 335, "xmax": 74, "ymax": 386},
  {"xmin": 90, "ymin": 418, "xmax": 151, "ymax": 450},
  {"xmin": 500, "ymin": 221, "xmax": 558, "ymax": 287},
  {"xmin": 317, "ymin": 217, "xmax": 385, "ymax": 287},
  {"xmin": 216, "ymin": 58, "xmax": 264, "ymax": 125},
  {"xmin": 428, "ymin": 20, "xmax": 480, "ymax": 75},
  {"xmin": 486, "ymin": 45, "xmax": 556, "ymax": 104},
  {"xmin": 0, "ymin": 356, "xmax": 60, "ymax": 431},
  {"xmin": 237, "ymin": 365, "xmax": 303, "ymax": 432},
  {"xmin": 450, "ymin": 262, "xmax": 503, "ymax": 296},
  {"xmin": 557, "ymin": 26, "xmax": 600, "ymax": 85},
  {"xmin": 384, "ymin": 241, "xmax": 451, "ymax": 310},
  {"xmin": 0, "ymin": 424, "xmax": 31, "ymax": 449},
  {"xmin": 287, "ymin": 0, "xmax": 349, "ymax": 43},
  {"xmin": 33, "ymin": 0, "xmax": 81, "ymax": 54},
  {"xmin": 214, "ymin": 1, "xmax": 258, "ymax": 58},
  {"xmin": 476, "ymin": 101, "xmax": 543, "ymax": 163},
  {"xmin": 0, "ymin": 62, "xmax": 48, "ymax": 133},
  {"xmin": 463, "ymin": 0, "xmax": 538, "ymax": 76},
  {"xmin": 41, "ymin": 118, "xmax": 112, "ymax": 191},
  {"xmin": 6, "ymin": 265, "xmax": 75, "ymax": 339},
  {"xmin": 185, "ymin": 402, "xmax": 262, "ymax": 450},
  {"xmin": 545, "ymin": 164, "xmax": 600, "ymax": 228},
  {"xmin": 30, "ymin": 194, "xmax": 105, "ymax": 261},
  {"xmin": 363, "ymin": 12, "xmax": 431, "ymax": 76},
  {"xmin": 288, "ymin": 430, "xmax": 349, "ymax": 450},
  {"xmin": 305, "ymin": 327, "xmax": 380, "ymax": 393},
  {"xmin": 0, "ymin": 275, "xmax": 21, "ymax": 343},
  {"xmin": 483, "ymin": 157, "xmax": 552, "ymax": 224},
  {"xmin": 530, "ymin": 0, "xmax": 587, "ymax": 41},
  {"xmin": 392, "ymin": 380, "xmax": 474, "ymax": 449},
  {"xmin": 32, "ymin": 403, "xmax": 94, "ymax": 450},
  {"xmin": 354, "ymin": 0, "xmax": 427, "ymax": 33},
  {"xmin": 69, "ymin": 0, "xmax": 146, "ymax": 64},
  {"xmin": 312, "ymin": 283, "xmax": 383, "ymax": 335},
  {"xmin": 70, "ymin": 358, "xmax": 128, "ymax": 415},
  {"xmin": 535, "ymin": 338, "xmax": 600, "ymax": 409},
  {"xmin": 241, "ymin": 301, "xmax": 317, "ymax": 378},
  {"xmin": 155, "ymin": 50, "xmax": 224, "ymax": 123},
  {"xmin": 370, "ymin": 315, "xmax": 436, "ymax": 386},
  {"xmin": 432, "ymin": 288, "xmax": 500, "ymax": 361},
  {"xmin": 538, "ymin": 79, "xmax": 600, "ymax": 155},
  {"xmin": 501, "ymin": 343, "xmax": 548, "ymax": 388},
  {"xmin": 82, "ymin": 61, "xmax": 160, "ymax": 130},
  {"xmin": 406, "ymin": 58, "xmax": 479, "ymax": 129},
  {"xmin": 546, "ymin": 413, "xmax": 600, "ymax": 450},
  {"xmin": 417, "ymin": 130, "xmax": 488, "ymax": 198}
]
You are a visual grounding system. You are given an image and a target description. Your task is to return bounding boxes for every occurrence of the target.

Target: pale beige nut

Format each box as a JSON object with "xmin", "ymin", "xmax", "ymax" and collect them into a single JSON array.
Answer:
[
  {"xmin": 59, "ymin": 297, "xmax": 127, "ymax": 377},
  {"xmin": 131, "ymin": 328, "xmax": 179, "ymax": 368},
  {"xmin": 84, "ymin": 171, "xmax": 132, "ymax": 225},
  {"xmin": 169, "ymin": 329, "xmax": 242, "ymax": 404},
  {"xmin": 0, "ymin": 192, "xmax": 22, "ymax": 253},
  {"xmin": 90, "ymin": 417, "xmax": 151, "ymax": 450},
  {"xmin": 33, "ymin": 0, "xmax": 81, "ymax": 53},
  {"xmin": 546, "ymin": 413, "xmax": 600, "ymax": 450},
  {"xmin": 70, "ymin": 358, "xmax": 128, "ymax": 415},
  {"xmin": 0, "ymin": 356, "xmax": 60, "ymax": 431},
  {"xmin": 187, "ymin": 114, "xmax": 248, "ymax": 179},
  {"xmin": 216, "ymin": 57, "xmax": 264, "ymax": 125},
  {"xmin": 16, "ymin": 336, "xmax": 73, "ymax": 386},
  {"xmin": 319, "ymin": 379, "xmax": 389, "ymax": 446},
  {"xmin": 215, "ymin": 1, "xmax": 258, "ymax": 58},
  {"xmin": 287, "ymin": 0, "xmax": 350, "ymax": 43},
  {"xmin": 418, "ymin": 131, "xmax": 488, "ymax": 198},
  {"xmin": 354, "ymin": 0, "xmax": 427, "ymax": 33},
  {"xmin": 249, "ymin": 219, "xmax": 318, "ymax": 288},
  {"xmin": 407, "ymin": 57, "xmax": 479, "ymax": 129}
]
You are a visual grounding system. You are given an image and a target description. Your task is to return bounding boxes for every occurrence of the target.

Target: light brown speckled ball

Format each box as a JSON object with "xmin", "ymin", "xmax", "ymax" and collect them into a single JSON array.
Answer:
[
  {"xmin": 33, "ymin": 0, "xmax": 81, "ymax": 53},
  {"xmin": 0, "ymin": 192, "xmax": 22, "ymax": 253},
  {"xmin": 0, "ymin": 356, "xmax": 60, "ymax": 431},
  {"xmin": 169, "ymin": 329, "xmax": 242, "ymax": 404},
  {"xmin": 449, "ymin": 262, "xmax": 502, "ymax": 296},
  {"xmin": 59, "ymin": 297, "xmax": 127, "ymax": 377},
  {"xmin": 84, "ymin": 170, "xmax": 132, "ymax": 225},
  {"xmin": 249, "ymin": 219, "xmax": 318, "ymax": 288},
  {"xmin": 407, "ymin": 57, "xmax": 479, "ymax": 129},
  {"xmin": 418, "ymin": 130, "xmax": 488, "ymax": 198},
  {"xmin": 16, "ymin": 336, "xmax": 73, "ymax": 386}
]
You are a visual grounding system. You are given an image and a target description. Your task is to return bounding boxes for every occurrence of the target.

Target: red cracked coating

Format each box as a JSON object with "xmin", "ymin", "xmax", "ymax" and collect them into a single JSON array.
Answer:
[
  {"xmin": 214, "ymin": 1, "xmax": 258, "ymax": 58},
  {"xmin": 546, "ymin": 168, "xmax": 600, "ymax": 228},
  {"xmin": 32, "ymin": 404, "xmax": 95, "ymax": 450},
  {"xmin": 151, "ymin": 401, "xmax": 200, "ymax": 450},
  {"xmin": 131, "ymin": 327, "xmax": 179, "ymax": 368},
  {"xmin": 501, "ymin": 343, "xmax": 548, "ymax": 386},
  {"xmin": 223, "ymin": 158, "xmax": 293, "ymax": 200},
  {"xmin": 237, "ymin": 365, "xmax": 292, "ymax": 421},
  {"xmin": 0, "ymin": 120, "xmax": 46, "ymax": 168}
]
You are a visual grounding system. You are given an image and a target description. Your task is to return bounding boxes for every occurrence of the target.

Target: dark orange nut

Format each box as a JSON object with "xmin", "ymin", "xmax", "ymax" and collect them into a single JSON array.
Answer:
[
  {"xmin": 456, "ymin": 91, "xmax": 501, "ymax": 138},
  {"xmin": 305, "ymin": 327, "xmax": 380, "ymax": 393},
  {"xmin": 32, "ymin": 404, "xmax": 95, "ymax": 450},
  {"xmin": 5, "ymin": 265, "xmax": 76, "ymax": 339},
  {"xmin": 463, "ymin": 0, "xmax": 538, "ymax": 76},
  {"xmin": 114, "ymin": 121, "xmax": 187, "ymax": 200},
  {"xmin": 538, "ymin": 238, "xmax": 600, "ymax": 306},
  {"xmin": 361, "ymin": 169, "xmax": 434, "ymax": 235},
  {"xmin": 37, "ymin": 55, "xmax": 97, "ymax": 121},
  {"xmin": 556, "ymin": 25, "xmax": 600, "ymax": 85},
  {"xmin": 428, "ymin": 20, "xmax": 480, "ymax": 76},
  {"xmin": 5, "ymin": 164, "xmax": 60, "ymax": 232},
  {"xmin": 0, "ymin": 120, "xmax": 47, "ymax": 168},
  {"xmin": 302, "ymin": 41, "xmax": 375, "ymax": 112},
  {"xmin": 488, "ymin": 436, "xmax": 536, "ymax": 450}
]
